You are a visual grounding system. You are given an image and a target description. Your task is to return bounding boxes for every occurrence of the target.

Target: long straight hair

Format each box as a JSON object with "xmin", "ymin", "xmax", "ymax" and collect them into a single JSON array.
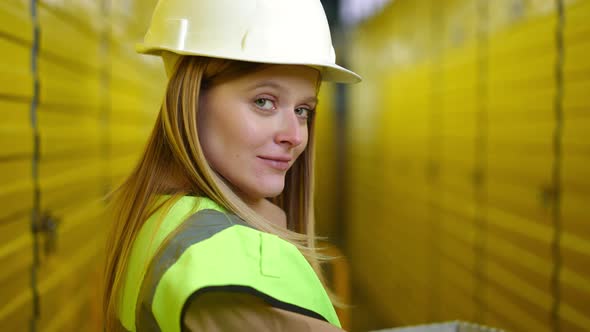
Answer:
[{"xmin": 102, "ymin": 56, "xmax": 334, "ymax": 330}]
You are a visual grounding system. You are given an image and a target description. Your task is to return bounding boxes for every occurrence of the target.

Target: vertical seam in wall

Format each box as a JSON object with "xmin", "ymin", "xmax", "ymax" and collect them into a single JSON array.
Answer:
[
  {"xmin": 427, "ymin": 0, "xmax": 443, "ymax": 322},
  {"xmin": 473, "ymin": 0, "xmax": 489, "ymax": 325},
  {"xmin": 335, "ymin": 82, "xmax": 347, "ymax": 250},
  {"xmin": 100, "ymin": 0, "xmax": 111, "ymax": 196},
  {"xmin": 550, "ymin": 1, "xmax": 565, "ymax": 331},
  {"xmin": 29, "ymin": 0, "xmax": 41, "ymax": 331}
]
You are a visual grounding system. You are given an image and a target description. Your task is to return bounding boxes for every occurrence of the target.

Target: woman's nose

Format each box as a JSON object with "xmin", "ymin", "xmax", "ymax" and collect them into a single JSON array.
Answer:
[{"xmin": 274, "ymin": 109, "xmax": 304, "ymax": 147}]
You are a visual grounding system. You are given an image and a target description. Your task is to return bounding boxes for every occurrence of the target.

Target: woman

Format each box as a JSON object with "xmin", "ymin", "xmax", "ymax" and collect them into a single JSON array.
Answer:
[{"xmin": 102, "ymin": 0, "xmax": 360, "ymax": 331}]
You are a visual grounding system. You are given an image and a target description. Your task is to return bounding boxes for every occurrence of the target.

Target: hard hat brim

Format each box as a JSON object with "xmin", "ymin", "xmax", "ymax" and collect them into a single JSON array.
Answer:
[{"xmin": 136, "ymin": 43, "xmax": 362, "ymax": 84}]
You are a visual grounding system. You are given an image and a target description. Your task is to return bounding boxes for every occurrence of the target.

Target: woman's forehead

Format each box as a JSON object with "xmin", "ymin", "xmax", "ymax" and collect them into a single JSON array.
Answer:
[
  {"xmin": 234, "ymin": 65, "xmax": 320, "ymax": 92},
  {"xmin": 244, "ymin": 65, "xmax": 320, "ymax": 83}
]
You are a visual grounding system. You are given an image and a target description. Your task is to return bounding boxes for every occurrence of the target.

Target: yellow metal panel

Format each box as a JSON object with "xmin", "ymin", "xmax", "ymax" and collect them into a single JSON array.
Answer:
[
  {"xmin": 38, "ymin": 0, "xmax": 102, "ymax": 36},
  {"xmin": 488, "ymin": 85, "xmax": 555, "ymax": 113},
  {"xmin": 560, "ymin": 232, "xmax": 590, "ymax": 287},
  {"xmin": 0, "ymin": 159, "xmax": 33, "ymax": 222},
  {"xmin": 110, "ymin": 89, "xmax": 147, "ymax": 115},
  {"xmin": 487, "ymin": 180, "xmax": 553, "ymax": 225},
  {"xmin": 431, "ymin": 13, "xmax": 477, "ymax": 322},
  {"xmin": 559, "ymin": 189, "xmax": 590, "ymax": 315},
  {"xmin": 0, "ymin": 37, "xmax": 32, "ymax": 98},
  {"xmin": 37, "ymin": 4, "xmax": 100, "ymax": 70},
  {"xmin": 484, "ymin": 11, "xmax": 557, "ymax": 330},
  {"xmin": 0, "ymin": 216, "xmax": 32, "ymax": 330},
  {"xmin": 563, "ymin": 39, "xmax": 590, "ymax": 75},
  {"xmin": 438, "ymin": 7, "xmax": 478, "ymax": 300},
  {"xmin": 0, "ymin": 1, "xmax": 32, "ymax": 43},
  {"xmin": 561, "ymin": 148, "xmax": 590, "ymax": 189},
  {"xmin": 560, "ymin": 1, "xmax": 590, "ymax": 330},
  {"xmin": 484, "ymin": 263, "xmax": 552, "ymax": 332},
  {"xmin": 488, "ymin": 52, "xmax": 555, "ymax": 85},
  {"xmin": 43, "ymin": 282, "xmax": 96, "ymax": 332},
  {"xmin": 439, "ymin": 279, "xmax": 476, "ymax": 320},
  {"xmin": 440, "ymin": 0, "xmax": 479, "ymax": 50},
  {"xmin": 0, "ymin": 99, "xmax": 32, "ymax": 159},
  {"xmin": 39, "ymin": 165, "xmax": 103, "ymax": 212},
  {"xmin": 487, "ymin": 148, "xmax": 554, "ymax": 185},
  {"xmin": 439, "ymin": 235, "xmax": 476, "ymax": 280},
  {"xmin": 109, "ymin": 123, "xmax": 150, "ymax": 166},
  {"xmin": 314, "ymin": 82, "xmax": 339, "ymax": 237},
  {"xmin": 486, "ymin": 231, "xmax": 552, "ymax": 289},
  {"xmin": 0, "ymin": 218, "xmax": 32, "ymax": 301},
  {"xmin": 345, "ymin": 0, "xmax": 590, "ymax": 330},
  {"xmin": 484, "ymin": 215, "xmax": 553, "ymax": 331},
  {"xmin": 347, "ymin": 1, "xmax": 440, "ymax": 326},
  {"xmin": 0, "ymin": 0, "xmax": 161, "ymax": 330},
  {"xmin": 38, "ymin": 56, "xmax": 101, "ymax": 108},
  {"xmin": 0, "ymin": 100, "xmax": 33, "ymax": 221},
  {"xmin": 564, "ymin": 0, "xmax": 590, "ymax": 51},
  {"xmin": 37, "ymin": 109, "xmax": 101, "ymax": 157},
  {"xmin": 489, "ymin": 16, "xmax": 555, "ymax": 56},
  {"xmin": 109, "ymin": 155, "xmax": 141, "ymax": 183},
  {"xmin": 439, "ymin": 171, "xmax": 476, "ymax": 198},
  {"xmin": 37, "ymin": 203, "xmax": 104, "ymax": 330},
  {"xmin": 37, "ymin": 105, "xmax": 104, "ymax": 212},
  {"xmin": 487, "ymin": 120, "xmax": 555, "ymax": 146},
  {"xmin": 488, "ymin": 0, "xmax": 556, "ymax": 35},
  {"xmin": 563, "ymin": 79, "xmax": 590, "ymax": 110},
  {"xmin": 559, "ymin": 250, "xmax": 590, "ymax": 331}
]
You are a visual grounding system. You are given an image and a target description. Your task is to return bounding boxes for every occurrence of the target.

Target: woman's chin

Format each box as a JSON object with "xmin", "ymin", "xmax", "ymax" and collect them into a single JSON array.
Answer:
[{"xmin": 251, "ymin": 182, "xmax": 285, "ymax": 199}]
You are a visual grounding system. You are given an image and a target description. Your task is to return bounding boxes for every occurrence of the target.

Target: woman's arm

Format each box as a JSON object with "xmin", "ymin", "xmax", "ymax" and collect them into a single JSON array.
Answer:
[{"xmin": 182, "ymin": 292, "xmax": 345, "ymax": 332}]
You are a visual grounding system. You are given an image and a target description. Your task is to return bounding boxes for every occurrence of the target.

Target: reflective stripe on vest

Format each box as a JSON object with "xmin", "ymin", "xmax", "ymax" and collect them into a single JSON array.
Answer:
[{"xmin": 120, "ymin": 197, "xmax": 340, "ymax": 331}]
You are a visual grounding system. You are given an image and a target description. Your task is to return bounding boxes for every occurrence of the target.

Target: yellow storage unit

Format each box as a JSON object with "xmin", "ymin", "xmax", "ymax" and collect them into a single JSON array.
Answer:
[
  {"xmin": 560, "ymin": 1, "xmax": 590, "ymax": 330},
  {"xmin": 0, "ymin": 1, "xmax": 34, "ymax": 330},
  {"xmin": 314, "ymin": 82, "xmax": 339, "ymax": 238},
  {"xmin": 347, "ymin": 1, "xmax": 436, "ymax": 326},
  {"xmin": 108, "ymin": 36, "xmax": 164, "ymax": 186},
  {"xmin": 346, "ymin": 0, "xmax": 590, "ymax": 331},
  {"xmin": 0, "ymin": 0, "xmax": 163, "ymax": 330},
  {"xmin": 34, "ymin": 1, "xmax": 106, "ymax": 329},
  {"xmin": 346, "ymin": 12, "xmax": 389, "ymax": 328},
  {"xmin": 108, "ymin": 0, "xmax": 165, "ymax": 187},
  {"xmin": 436, "ymin": 0, "xmax": 480, "ymax": 323},
  {"xmin": 483, "ymin": 2, "xmax": 557, "ymax": 331}
]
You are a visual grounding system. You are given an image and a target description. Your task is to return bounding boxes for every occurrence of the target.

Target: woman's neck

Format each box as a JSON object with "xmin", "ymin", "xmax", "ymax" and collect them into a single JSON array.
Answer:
[
  {"xmin": 243, "ymin": 197, "xmax": 287, "ymax": 229},
  {"xmin": 160, "ymin": 172, "xmax": 288, "ymax": 229}
]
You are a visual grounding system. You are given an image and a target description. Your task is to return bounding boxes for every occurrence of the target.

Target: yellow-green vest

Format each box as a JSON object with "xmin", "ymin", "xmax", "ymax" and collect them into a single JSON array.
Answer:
[{"xmin": 118, "ymin": 196, "xmax": 340, "ymax": 332}]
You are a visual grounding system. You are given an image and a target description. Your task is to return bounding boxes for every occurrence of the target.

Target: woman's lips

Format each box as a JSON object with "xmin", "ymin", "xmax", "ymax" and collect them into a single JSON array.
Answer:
[{"xmin": 257, "ymin": 156, "xmax": 292, "ymax": 171}]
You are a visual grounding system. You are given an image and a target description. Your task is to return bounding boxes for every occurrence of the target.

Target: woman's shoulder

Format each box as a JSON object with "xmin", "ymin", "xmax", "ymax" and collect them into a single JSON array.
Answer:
[
  {"xmin": 132, "ymin": 197, "xmax": 341, "ymax": 331},
  {"xmin": 137, "ymin": 207, "xmax": 339, "ymax": 331},
  {"xmin": 155, "ymin": 207, "xmax": 257, "ymax": 259},
  {"xmin": 120, "ymin": 196, "xmax": 233, "ymax": 328}
]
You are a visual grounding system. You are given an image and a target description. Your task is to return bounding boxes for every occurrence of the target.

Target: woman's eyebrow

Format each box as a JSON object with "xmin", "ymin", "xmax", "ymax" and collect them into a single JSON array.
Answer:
[
  {"xmin": 246, "ymin": 80, "xmax": 318, "ymax": 104},
  {"xmin": 302, "ymin": 96, "xmax": 319, "ymax": 105},
  {"xmin": 247, "ymin": 80, "xmax": 284, "ymax": 91}
]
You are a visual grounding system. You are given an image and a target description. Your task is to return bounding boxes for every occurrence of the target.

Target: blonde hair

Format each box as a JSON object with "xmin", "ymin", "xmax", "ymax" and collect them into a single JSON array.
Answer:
[{"xmin": 102, "ymin": 56, "xmax": 335, "ymax": 330}]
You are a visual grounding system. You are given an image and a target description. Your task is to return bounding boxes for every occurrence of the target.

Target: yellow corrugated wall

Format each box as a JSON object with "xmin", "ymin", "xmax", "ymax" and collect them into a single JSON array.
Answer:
[
  {"xmin": 0, "ymin": 1, "xmax": 35, "ymax": 329},
  {"xmin": 346, "ymin": 0, "xmax": 589, "ymax": 331},
  {"xmin": 0, "ymin": 0, "xmax": 163, "ymax": 330},
  {"xmin": 315, "ymin": 82, "xmax": 339, "ymax": 238}
]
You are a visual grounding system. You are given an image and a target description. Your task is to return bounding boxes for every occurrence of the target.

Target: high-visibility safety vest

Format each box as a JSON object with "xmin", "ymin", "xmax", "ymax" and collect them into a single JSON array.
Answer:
[{"xmin": 118, "ymin": 196, "xmax": 341, "ymax": 331}]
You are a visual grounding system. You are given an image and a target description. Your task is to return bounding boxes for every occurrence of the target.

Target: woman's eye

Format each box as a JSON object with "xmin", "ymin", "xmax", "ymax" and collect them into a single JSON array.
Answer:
[
  {"xmin": 254, "ymin": 98, "xmax": 275, "ymax": 110},
  {"xmin": 295, "ymin": 107, "xmax": 313, "ymax": 119}
]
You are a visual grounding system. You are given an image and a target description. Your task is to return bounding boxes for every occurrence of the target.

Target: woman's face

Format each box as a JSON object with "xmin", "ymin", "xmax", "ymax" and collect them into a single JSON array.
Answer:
[{"xmin": 198, "ymin": 64, "xmax": 319, "ymax": 201}]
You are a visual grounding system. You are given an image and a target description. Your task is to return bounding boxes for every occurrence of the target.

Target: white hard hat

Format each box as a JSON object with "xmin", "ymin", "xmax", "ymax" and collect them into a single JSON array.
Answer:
[{"xmin": 136, "ymin": 0, "xmax": 361, "ymax": 84}]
